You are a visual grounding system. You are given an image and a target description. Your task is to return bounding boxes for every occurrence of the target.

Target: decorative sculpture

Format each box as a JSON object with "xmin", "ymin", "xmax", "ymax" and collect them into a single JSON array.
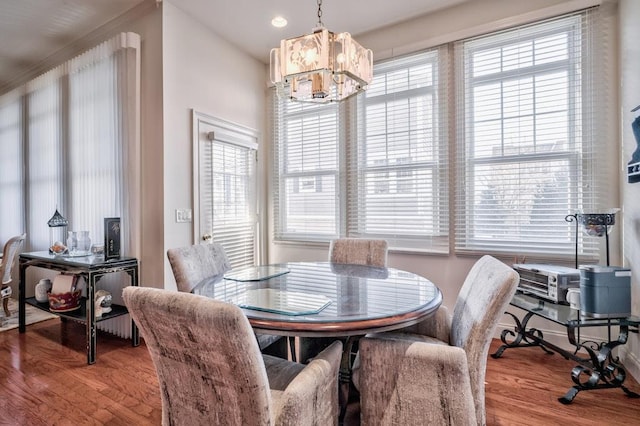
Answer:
[{"xmin": 629, "ymin": 105, "xmax": 640, "ymax": 183}]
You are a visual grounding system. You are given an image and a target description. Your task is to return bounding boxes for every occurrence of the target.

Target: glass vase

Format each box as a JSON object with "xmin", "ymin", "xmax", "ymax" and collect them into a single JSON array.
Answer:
[{"xmin": 77, "ymin": 231, "xmax": 91, "ymax": 255}]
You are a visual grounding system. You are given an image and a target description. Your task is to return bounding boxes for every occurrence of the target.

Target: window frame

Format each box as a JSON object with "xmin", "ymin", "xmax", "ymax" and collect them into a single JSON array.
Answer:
[
  {"xmin": 272, "ymin": 100, "xmax": 341, "ymax": 242},
  {"xmin": 348, "ymin": 48, "xmax": 449, "ymax": 252},
  {"xmin": 454, "ymin": 10, "xmax": 603, "ymax": 259}
]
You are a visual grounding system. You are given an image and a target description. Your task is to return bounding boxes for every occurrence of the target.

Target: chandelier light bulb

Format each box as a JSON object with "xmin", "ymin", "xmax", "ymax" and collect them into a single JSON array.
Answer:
[{"xmin": 305, "ymin": 48, "xmax": 317, "ymax": 63}]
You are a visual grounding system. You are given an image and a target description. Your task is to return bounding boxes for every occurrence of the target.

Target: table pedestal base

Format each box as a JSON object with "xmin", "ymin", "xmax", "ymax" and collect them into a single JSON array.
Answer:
[{"xmin": 296, "ymin": 335, "xmax": 360, "ymax": 424}]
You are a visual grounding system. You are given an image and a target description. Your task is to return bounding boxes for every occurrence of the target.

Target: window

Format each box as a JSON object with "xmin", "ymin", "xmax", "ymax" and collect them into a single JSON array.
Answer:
[
  {"xmin": 0, "ymin": 98, "xmax": 24, "ymax": 243},
  {"xmin": 349, "ymin": 50, "xmax": 448, "ymax": 252},
  {"xmin": 272, "ymin": 8, "xmax": 607, "ymax": 261},
  {"xmin": 24, "ymin": 80, "xmax": 65, "ymax": 249},
  {"xmin": 272, "ymin": 49, "xmax": 447, "ymax": 252},
  {"xmin": 454, "ymin": 9, "xmax": 605, "ymax": 260},
  {"xmin": 0, "ymin": 33, "xmax": 140, "ymax": 255},
  {"xmin": 272, "ymin": 100, "xmax": 339, "ymax": 240},
  {"xmin": 211, "ymin": 141, "xmax": 257, "ymax": 268}
]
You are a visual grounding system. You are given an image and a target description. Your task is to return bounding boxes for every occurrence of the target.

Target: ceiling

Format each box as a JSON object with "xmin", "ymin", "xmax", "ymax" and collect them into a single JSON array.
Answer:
[
  {"xmin": 175, "ymin": 0, "xmax": 469, "ymax": 62},
  {"xmin": 0, "ymin": 0, "xmax": 146, "ymax": 92},
  {"xmin": 0, "ymin": 0, "xmax": 467, "ymax": 93}
]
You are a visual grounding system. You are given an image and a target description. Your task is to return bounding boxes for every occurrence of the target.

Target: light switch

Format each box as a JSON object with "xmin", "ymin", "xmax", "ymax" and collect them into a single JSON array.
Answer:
[{"xmin": 175, "ymin": 208, "xmax": 192, "ymax": 223}]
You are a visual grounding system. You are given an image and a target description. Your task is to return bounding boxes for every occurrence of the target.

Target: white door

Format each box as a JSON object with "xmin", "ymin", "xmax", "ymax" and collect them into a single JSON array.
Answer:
[{"xmin": 193, "ymin": 111, "xmax": 259, "ymax": 269}]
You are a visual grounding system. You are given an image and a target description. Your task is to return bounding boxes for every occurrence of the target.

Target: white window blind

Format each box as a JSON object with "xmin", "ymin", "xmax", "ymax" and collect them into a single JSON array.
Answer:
[
  {"xmin": 0, "ymin": 98, "xmax": 24, "ymax": 244},
  {"xmin": 194, "ymin": 114, "xmax": 261, "ymax": 270},
  {"xmin": 207, "ymin": 137, "xmax": 258, "ymax": 269},
  {"xmin": 0, "ymin": 33, "xmax": 140, "ymax": 255},
  {"xmin": 454, "ymin": 9, "xmax": 607, "ymax": 261},
  {"xmin": 350, "ymin": 49, "xmax": 449, "ymax": 252},
  {"xmin": 272, "ymin": 98, "xmax": 339, "ymax": 241},
  {"xmin": 27, "ymin": 81, "xmax": 64, "ymax": 249}
]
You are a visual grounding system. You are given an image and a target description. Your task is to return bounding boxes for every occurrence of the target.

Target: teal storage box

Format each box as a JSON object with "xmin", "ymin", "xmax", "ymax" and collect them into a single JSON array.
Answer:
[{"xmin": 579, "ymin": 265, "xmax": 631, "ymax": 318}]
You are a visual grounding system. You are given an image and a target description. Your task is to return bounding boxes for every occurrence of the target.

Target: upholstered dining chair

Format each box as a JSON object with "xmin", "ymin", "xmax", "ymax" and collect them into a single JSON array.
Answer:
[
  {"xmin": 293, "ymin": 238, "xmax": 390, "ymax": 411},
  {"xmin": 123, "ymin": 286, "xmax": 342, "ymax": 426},
  {"xmin": 356, "ymin": 255, "xmax": 520, "ymax": 425},
  {"xmin": 328, "ymin": 238, "xmax": 388, "ymax": 268},
  {"xmin": 167, "ymin": 242, "xmax": 231, "ymax": 294},
  {"xmin": 298, "ymin": 238, "xmax": 389, "ymax": 363},
  {"xmin": 1, "ymin": 233, "xmax": 26, "ymax": 317},
  {"xmin": 166, "ymin": 243, "xmax": 285, "ymax": 355}
]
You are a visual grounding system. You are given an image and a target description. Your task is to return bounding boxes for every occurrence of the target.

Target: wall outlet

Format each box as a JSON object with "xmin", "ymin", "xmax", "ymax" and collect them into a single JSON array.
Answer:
[{"xmin": 175, "ymin": 208, "xmax": 192, "ymax": 223}]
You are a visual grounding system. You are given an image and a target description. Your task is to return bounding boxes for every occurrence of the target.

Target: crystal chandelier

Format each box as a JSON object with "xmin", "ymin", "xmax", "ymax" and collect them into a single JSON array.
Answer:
[{"xmin": 269, "ymin": 0, "xmax": 373, "ymax": 103}]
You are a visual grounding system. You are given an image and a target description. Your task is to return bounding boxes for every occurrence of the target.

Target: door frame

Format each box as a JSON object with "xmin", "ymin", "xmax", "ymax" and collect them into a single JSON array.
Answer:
[{"xmin": 191, "ymin": 110, "xmax": 263, "ymax": 264}]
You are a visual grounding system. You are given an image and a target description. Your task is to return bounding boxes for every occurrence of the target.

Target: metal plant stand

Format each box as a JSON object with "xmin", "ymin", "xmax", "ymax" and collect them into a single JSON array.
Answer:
[
  {"xmin": 565, "ymin": 212, "xmax": 616, "ymax": 268},
  {"xmin": 492, "ymin": 293, "xmax": 640, "ymax": 403}
]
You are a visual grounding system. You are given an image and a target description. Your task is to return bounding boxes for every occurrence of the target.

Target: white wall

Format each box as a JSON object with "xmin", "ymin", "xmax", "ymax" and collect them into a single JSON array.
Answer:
[
  {"xmin": 161, "ymin": 1, "xmax": 268, "ymax": 290},
  {"xmin": 128, "ymin": 5, "xmax": 164, "ymax": 292},
  {"xmin": 619, "ymin": 0, "xmax": 640, "ymax": 380},
  {"xmin": 90, "ymin": 2, "xmax": 165, "ymax": 292},
  {"xmin": 357, "ymin": 0, "xmax": 603, "ymax": 61}
]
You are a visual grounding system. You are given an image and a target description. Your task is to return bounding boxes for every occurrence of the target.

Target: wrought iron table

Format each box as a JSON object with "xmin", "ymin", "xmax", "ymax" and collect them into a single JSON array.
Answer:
[
  {"xmin": 492, "ymin": 292, "xmax": 640, "ymax": 403},
  {"xmin": 19, "ymin": 251, "xmax": 140, "ymax": 364}
]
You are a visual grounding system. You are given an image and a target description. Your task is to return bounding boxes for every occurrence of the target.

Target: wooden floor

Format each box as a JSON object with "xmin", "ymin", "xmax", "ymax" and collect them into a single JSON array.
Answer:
[{"xmin": 1, "ymin": 317, "xmax": 638, "ymax": 425}]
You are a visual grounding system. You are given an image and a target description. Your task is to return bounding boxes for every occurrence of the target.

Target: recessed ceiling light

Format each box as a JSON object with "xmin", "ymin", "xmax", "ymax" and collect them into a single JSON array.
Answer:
[{"xmin": 271, "ymin": 16, "xmax": 287, "ymax": 28}]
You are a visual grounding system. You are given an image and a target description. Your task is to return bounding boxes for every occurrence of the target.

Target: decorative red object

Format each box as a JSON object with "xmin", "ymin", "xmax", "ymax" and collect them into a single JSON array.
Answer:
[{"xmin": 48, "ymin": 290, "xmax": 82, "ymax": 312}]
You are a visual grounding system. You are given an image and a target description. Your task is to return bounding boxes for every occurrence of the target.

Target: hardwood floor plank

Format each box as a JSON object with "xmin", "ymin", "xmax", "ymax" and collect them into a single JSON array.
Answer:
[
  {"xmin": 486, "ymin": 341, "xmax": 640, "ymax": 426},
  {"xmin": 1, "ymin": 317, "xmax": 638, "ymax": 425}
]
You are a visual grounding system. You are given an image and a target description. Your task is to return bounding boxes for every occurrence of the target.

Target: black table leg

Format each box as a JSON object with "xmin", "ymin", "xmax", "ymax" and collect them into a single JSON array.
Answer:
[
  {"xmin": 491, "ymin": 310, "xmax": 554, "ymax": 358},
  {"xmin": 495, "ymin": 308, "xmax": 640, "ymax": 403}
]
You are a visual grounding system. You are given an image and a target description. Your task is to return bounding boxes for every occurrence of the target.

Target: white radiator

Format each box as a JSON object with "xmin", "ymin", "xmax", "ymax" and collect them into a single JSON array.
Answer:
[
  {"xmin": 98, "ymin": 315, "xmax": 131, "ymax": 339},
  {"xmin": 94, "ymin": 272, "xmax": 132, "ymax": 339}
]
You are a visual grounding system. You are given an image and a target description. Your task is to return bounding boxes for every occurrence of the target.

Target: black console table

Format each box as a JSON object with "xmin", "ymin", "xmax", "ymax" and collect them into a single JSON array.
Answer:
[
  {"xmin": 19, "ymin": 251, "xmax": 140, "ymax": 364},
  {"xmin": 492, "ymin": 292, "xmax": 640, "ymax": 403}
]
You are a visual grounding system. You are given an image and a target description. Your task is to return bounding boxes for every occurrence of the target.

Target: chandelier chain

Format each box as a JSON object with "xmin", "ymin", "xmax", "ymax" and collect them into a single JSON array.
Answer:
[{"xmin": 317, "ymin": 0, "xmax": 323, "ymax": 27}]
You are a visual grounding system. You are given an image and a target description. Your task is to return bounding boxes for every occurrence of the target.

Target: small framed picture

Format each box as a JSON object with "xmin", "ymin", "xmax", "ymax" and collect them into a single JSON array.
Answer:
[{"xmin": 104, "ymin": 217, "xmax": 121, "ymax": 260}]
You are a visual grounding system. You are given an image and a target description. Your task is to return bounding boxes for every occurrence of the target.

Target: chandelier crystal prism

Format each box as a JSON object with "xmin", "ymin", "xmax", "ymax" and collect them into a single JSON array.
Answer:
[{"xmin": 269, "ymin": 0, "xmax": 373, "ymax": 103}]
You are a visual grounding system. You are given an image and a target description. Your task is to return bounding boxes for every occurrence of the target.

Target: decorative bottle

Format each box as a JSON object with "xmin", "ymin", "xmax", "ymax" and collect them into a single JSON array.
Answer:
[{"xmin": 67, "ymin": 231, "xmax": 78, "ymax": 254}]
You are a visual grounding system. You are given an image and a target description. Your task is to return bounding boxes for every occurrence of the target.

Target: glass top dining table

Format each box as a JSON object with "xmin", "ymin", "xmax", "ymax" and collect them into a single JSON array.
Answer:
[{"xmin": 193, "ymin": 261, "xmax": 443, "ymax": 337}]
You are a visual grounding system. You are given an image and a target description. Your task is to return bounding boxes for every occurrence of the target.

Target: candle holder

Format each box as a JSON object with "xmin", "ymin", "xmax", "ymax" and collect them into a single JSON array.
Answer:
[
  {"xmin": 565, "ymin": 211, "xmax": 617, "ymax": 268},
  {"xmin": 47, "ymin": 208, "xmax": 69, "ymax": 254}
]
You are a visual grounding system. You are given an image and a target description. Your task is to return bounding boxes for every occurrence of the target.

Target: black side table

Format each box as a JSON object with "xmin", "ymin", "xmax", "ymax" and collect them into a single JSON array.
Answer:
[
  {"xmin": 492, "ymin": 292, "xmax": 640, "ymax": 403},
  {"xmin": 19, "ymin": 251, "xmax": 140, "ymax": 364}
]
